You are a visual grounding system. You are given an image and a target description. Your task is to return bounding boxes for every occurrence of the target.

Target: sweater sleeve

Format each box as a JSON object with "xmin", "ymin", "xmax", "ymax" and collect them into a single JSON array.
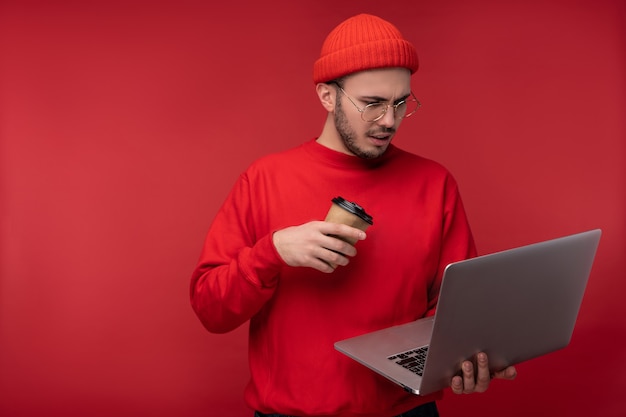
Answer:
[
  {"xmin": 189, "ymin": 173, "xmax": 285, "ymax": 334},
  {"xmin": 425, "ymin": 173, "xmax": 477, "ymax": 317}
]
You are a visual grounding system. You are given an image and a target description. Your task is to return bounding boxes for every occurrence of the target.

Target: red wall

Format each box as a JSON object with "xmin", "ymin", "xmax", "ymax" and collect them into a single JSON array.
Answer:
[{"xmin": 1, "ymin": 1, "xmax": 624, "ymax": 416}]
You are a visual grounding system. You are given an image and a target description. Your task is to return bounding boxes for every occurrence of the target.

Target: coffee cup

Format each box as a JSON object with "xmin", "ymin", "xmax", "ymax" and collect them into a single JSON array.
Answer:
[{"xmin": 324, "ymin": 196, "xmax": 373, "ymax": 267}]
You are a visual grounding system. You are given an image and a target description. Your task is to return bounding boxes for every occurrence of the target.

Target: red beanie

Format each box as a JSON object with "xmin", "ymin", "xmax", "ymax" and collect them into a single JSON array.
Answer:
[{"xmin": 313, "ymin": 14, "xmax": 419, "ymax": 84}]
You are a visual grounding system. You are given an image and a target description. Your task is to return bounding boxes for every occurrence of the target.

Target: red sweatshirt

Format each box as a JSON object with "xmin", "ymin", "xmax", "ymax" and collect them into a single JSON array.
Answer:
[{"xmin": 190, "ymin": 139, "xmax": 476, "ymax": 417}]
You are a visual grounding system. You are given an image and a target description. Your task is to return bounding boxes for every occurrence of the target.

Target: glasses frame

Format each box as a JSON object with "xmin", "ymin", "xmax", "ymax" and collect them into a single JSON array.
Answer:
[{"xmin": 332, "ymin": 83, "xmax": 421, "ymax": 123}]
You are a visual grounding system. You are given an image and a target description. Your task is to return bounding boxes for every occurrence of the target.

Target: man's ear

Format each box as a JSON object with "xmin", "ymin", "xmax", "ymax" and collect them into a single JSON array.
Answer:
[{"xmin": 316, "ymin": 83, "xmax": 336, "ymax": 112}]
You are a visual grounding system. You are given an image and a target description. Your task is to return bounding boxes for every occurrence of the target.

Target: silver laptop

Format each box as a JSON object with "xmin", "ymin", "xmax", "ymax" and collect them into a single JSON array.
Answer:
[{"xmin": 335, "ymin": 229, "xmax": 601, "ymax": 396}]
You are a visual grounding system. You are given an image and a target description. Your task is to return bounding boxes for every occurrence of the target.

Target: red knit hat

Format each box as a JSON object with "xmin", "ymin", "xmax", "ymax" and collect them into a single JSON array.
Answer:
[{"xmin": 313, "ymin": 14, "xmax": 419, "ymax": 84}]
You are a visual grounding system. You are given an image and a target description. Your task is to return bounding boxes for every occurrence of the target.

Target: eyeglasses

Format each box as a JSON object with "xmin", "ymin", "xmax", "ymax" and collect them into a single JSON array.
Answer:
[{"xmin": 334, "ymin": 84, "xmax": 421, "ymax": 123}]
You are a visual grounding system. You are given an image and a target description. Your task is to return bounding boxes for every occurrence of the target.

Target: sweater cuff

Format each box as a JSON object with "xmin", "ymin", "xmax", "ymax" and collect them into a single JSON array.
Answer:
[{"xmin": 241, "ymin": 233, "xmax": 285, "ymax": 288}]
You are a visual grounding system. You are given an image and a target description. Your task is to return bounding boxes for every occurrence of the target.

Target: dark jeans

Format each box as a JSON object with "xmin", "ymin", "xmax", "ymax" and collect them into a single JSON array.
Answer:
[{"xmin": 254, "ymin": 401, "xmax": 439, "ymax": 417}]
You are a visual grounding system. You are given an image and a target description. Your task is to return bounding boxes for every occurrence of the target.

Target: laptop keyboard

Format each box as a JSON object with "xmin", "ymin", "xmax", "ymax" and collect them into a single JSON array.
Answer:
[{"xmin": 387, "ymin": 346, "xmax": 429, "ymax": 376}]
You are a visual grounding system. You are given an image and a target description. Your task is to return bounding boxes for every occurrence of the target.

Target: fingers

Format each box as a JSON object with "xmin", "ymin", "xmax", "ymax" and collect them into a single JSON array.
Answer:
[
  {"xmin": 450, "ymin": 361, "xmax": 478, "ymax": 395},
  {"xmin": 272, "ymin": 221, "xmax": 366, "ymax": 272},
  {"xmin": 451, "ymin": 354, "xmax": 519, "ymax": 395},
  {"xmin": 492, "ymin": 365, "xmax": 517, "ymax": 380},
  {"xmin": 320, "ymin": 234, "xmax": 358, "ymax": 258},
  {"xmin": 450, "ymin": 352, "xmax": 491, "ymax": 394},
  {"xmin": 473, "ymin": 352, "xmax": 491, "ymax": 392},
  {"xmin": 318, "ymin": 223, "xmax": 366, "ymax": 270},
  {"xmin": 284, "ymin": 237, "xmax": 354, "ymax": 271},
  {"xmin": 322, "ymin": 222, "xmax": 367, "ymax": 244},
  {"xmin": 315, "ymin": 244, "xmax": 352, "ymax": 271},
  {"xmin": 460, "ymin": 359, "xmax": 483, "ymax": 394},
  {"xmin": 450, "ymin": 375, "xmax": 464, "ymax": 394}
]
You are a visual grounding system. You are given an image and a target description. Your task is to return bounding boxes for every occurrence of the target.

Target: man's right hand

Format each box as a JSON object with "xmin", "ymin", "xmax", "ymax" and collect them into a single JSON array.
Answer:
[{"xmin": 272, "ymin": 221, "xmax": 367, "ymax": 273}]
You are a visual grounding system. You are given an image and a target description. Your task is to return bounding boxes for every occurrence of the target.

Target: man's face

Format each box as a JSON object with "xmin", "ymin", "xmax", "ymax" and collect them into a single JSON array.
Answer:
[{"xmin": 333, "ymin": 68, "xmax": 412, "ymax": 159}]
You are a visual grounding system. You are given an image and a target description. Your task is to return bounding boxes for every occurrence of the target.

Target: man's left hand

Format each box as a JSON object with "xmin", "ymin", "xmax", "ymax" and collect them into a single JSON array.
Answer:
[{"xmin": 450, "ymin": 352, "xmax": 517, "ymax": 394}]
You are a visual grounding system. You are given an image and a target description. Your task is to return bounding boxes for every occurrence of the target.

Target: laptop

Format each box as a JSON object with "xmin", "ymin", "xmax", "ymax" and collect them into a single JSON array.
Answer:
[{"xmin": 335, "ymin": 229, "xmax": 601, "ymax": 396}]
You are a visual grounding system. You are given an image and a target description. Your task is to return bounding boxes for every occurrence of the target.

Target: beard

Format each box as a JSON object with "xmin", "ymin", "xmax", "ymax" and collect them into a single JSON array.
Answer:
[{"xmin": 334, "ymin": 97, "xmax": 395, "ymax": 160}]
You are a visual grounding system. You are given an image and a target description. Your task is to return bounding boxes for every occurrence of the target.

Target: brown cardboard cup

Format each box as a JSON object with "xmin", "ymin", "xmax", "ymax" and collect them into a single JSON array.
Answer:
[{"xmin": 323, "ymin": 196, "xmax": 373, "ymax": 267}]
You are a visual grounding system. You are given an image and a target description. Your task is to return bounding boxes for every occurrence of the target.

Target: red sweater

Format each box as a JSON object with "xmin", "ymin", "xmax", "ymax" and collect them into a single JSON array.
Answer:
[{"xmin": 190, "ymin": 139, "xmax": 476, "ymax": 417}]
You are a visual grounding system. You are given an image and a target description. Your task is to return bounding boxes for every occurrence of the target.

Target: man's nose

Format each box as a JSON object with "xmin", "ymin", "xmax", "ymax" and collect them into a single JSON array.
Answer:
[{"xmin": 377, "ymin": 104, "xmax": 396, "ymax": 128}]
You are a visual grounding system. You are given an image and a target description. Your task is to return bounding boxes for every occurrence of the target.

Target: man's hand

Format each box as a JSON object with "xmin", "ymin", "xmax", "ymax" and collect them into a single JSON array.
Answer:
[
  {"xmin": 450, "ymin": 352, "xmax": 517, "ymax": 394},
  {"xmin": 272, "ymin": 221, "xmax": 366, "ymax": 273}
]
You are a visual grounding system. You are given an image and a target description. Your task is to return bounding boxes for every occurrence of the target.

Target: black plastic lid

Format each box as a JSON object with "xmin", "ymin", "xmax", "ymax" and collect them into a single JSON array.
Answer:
[{"xmin": 331, "ymin": 196, "xmax": 374, "ymax": 225}]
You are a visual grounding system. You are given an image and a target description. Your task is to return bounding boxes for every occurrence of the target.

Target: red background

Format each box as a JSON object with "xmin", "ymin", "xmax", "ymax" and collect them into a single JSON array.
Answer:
[{"xmin": 1, "ymin": 1, "xmax": 624, "ymax": 416}]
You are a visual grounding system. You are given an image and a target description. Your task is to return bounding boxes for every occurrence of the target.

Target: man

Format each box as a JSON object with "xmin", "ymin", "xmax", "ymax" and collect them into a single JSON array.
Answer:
[{"xmin": 190, "ymin": 13, "xmax": 517, "ymax": 417}]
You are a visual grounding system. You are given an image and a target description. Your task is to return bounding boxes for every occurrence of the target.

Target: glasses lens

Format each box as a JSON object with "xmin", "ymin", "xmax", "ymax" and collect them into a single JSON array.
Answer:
[
  {"xmin": 362, "ymin": 103, "xmax": 386, "ymax": 122},
  {"xmin": 361, "ymin": 97, "xmax": 420, "ymax": 122},
  {"xmin": 402, "ymin": 98, "xmax": 419, "ymax": 119}
]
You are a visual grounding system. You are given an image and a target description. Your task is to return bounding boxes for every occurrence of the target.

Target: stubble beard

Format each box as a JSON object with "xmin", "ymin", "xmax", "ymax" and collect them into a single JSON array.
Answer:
[{"xmin": 334, "ymin": 97, "xmax": 390, "ymax": 160}]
